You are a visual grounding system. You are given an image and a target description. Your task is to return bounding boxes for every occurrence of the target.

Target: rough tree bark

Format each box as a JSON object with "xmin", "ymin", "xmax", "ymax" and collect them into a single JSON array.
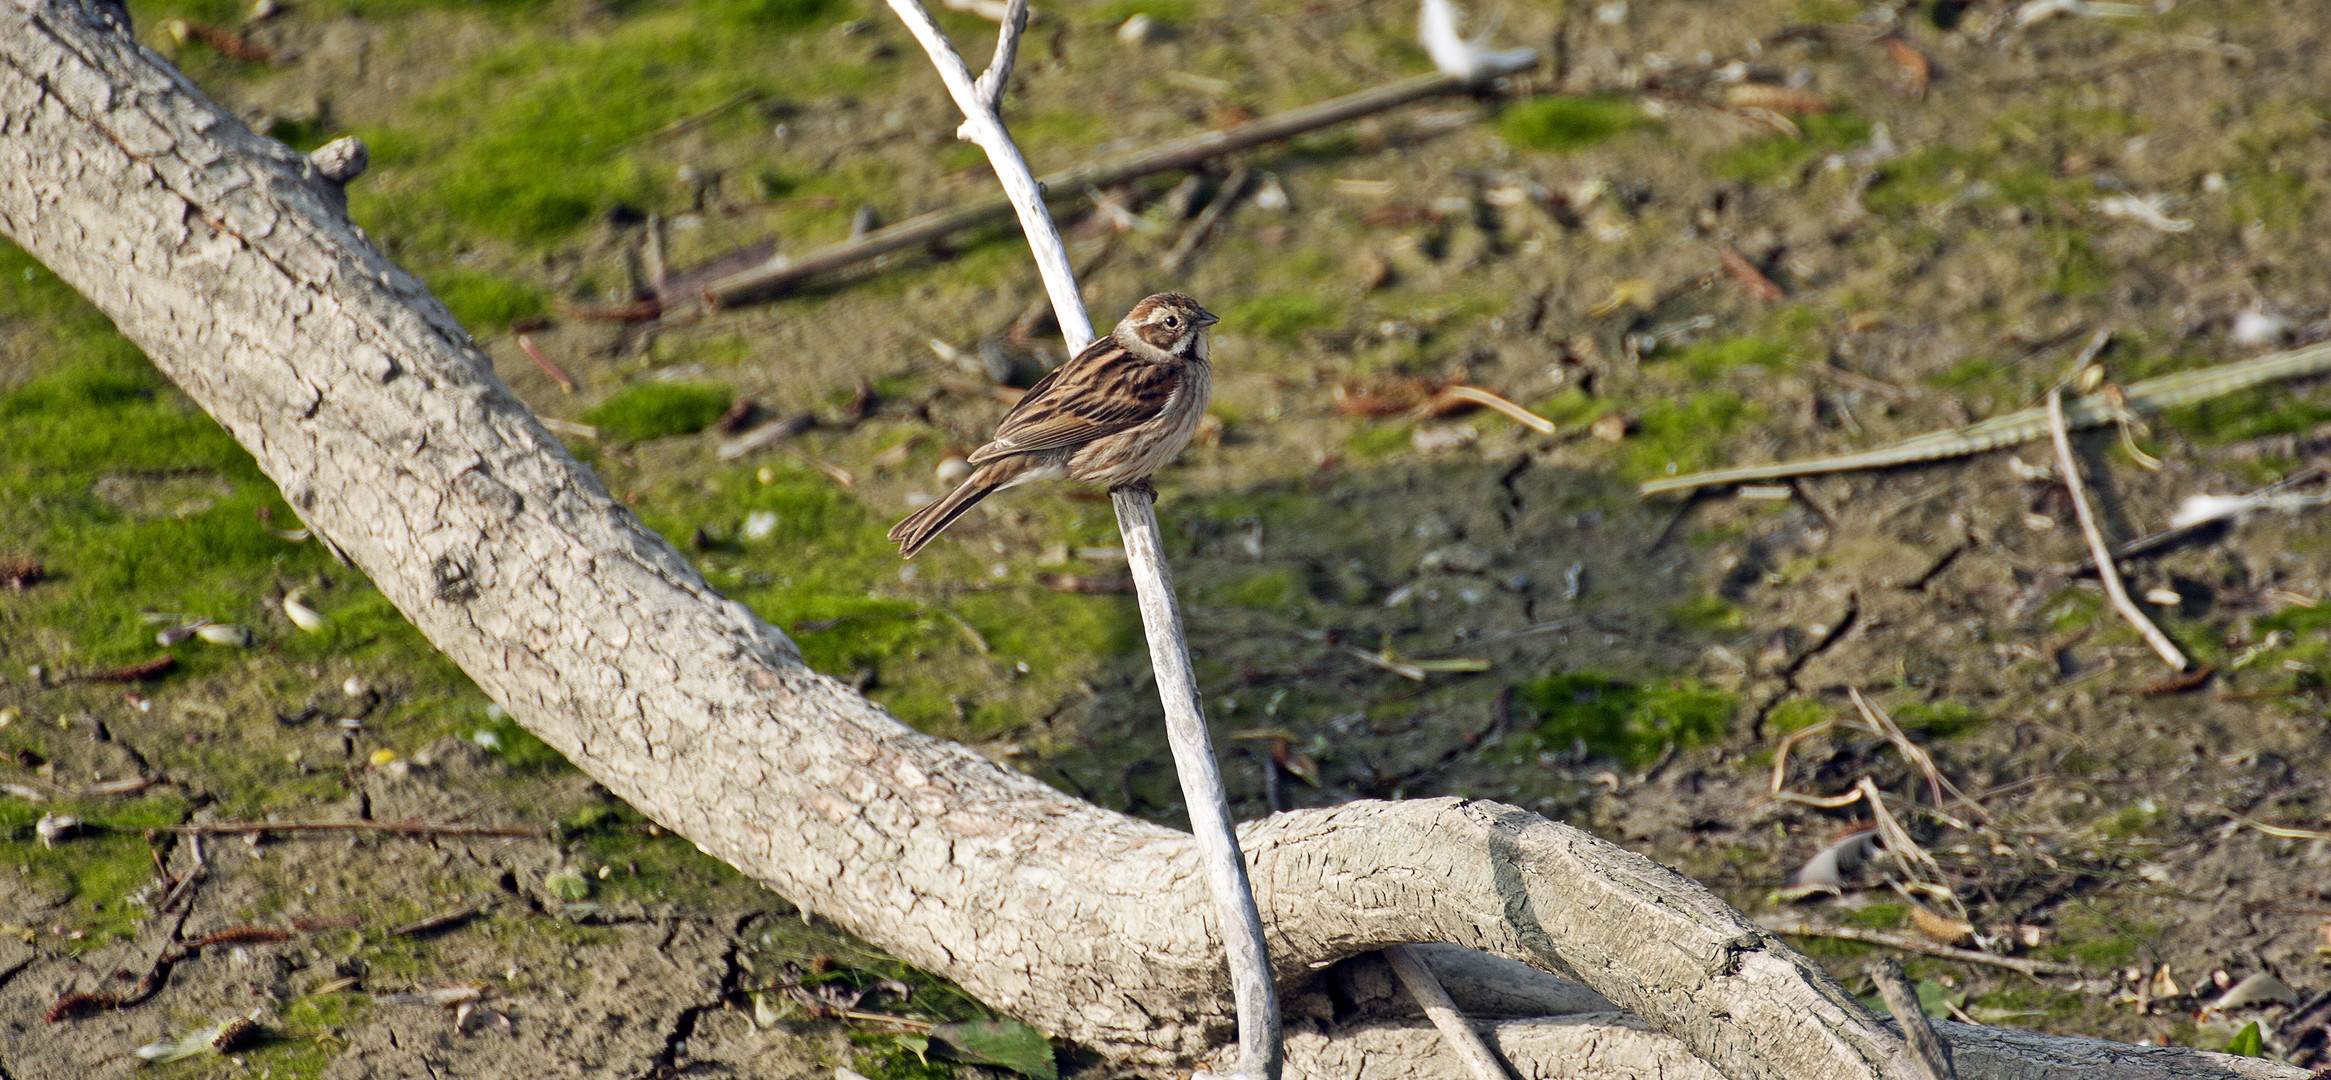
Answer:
[{"xmin": 0, "ymin": 3, "xmax": 2300, "ymax": 1078}]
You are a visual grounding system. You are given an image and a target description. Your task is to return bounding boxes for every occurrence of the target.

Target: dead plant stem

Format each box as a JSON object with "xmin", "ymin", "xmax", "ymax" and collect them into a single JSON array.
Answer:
[{"xmin": 2046, "ymin": 389, "xmax": 2187, "ymax": 671}]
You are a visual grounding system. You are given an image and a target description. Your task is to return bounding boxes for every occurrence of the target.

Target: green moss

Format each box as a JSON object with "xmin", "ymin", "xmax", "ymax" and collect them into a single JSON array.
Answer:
[
  {"xmin": 2042, "ymin": 227, "xmax": 2109, "ymax": 298},
  {"xmin": 2160, "ymin": 386, "xmax": 2331, "ymax": 445},
  {"xmin": 350, "ymin": 1, "xmax": 872, "ymax": 247},
  {"xmin": 1714, "ymin": 112, "xmax": 1872, "ymax": 184},
  {"xmin": 418, "ymin": 266, "xmax": 547, "ymax": 333},
  {"xmin": 582, "ymin": 382, "xmax": 735, "ymax": 441},
  {"xmin": 1214, "ymin": 567, "xmax": 1302, "ymax": 609},
  {"xmin": 0, "ymin": 795, "xmax": 192, "ymax": 944},
  {"xmin": 1890, "ymin": 700, "xmax": 1986, "ymax": 737},
  {"xmin": 1224, "ymin": 292, "xmax": 1341, "ymax": 341},
  {"xmin": 1925, "ymin": 356, "xmax": 2009, "ymax": 391},
  {"xmin": 1670, "ymin": 594, "xmax": 1745, "ymax": 632},
  {"xmin": 1845, "ymin": 902, "xmax": 1907, "ymax": 928},
  {"xmin": 1345, "ymin": 422, "xmax": 1414, "ymax": 459},
  {"xmin": 1498, "ymin": 96, "xmax": 1650, "ymax": 152},
  {"xmin": 1660, "ymin": 336, "xmax": 1802, "ymax": 381},
  {"xmin": 1862, "ymin": 146, "xmax": 1991, "ymax": 217},
  {"xmin": 1767, "ymin": 698, "xmax": 1835, "ymax": 733},
  {"xmin": 1622, "ymin": 392, "xmax": 1761, "ymax": 480},
  {"xmin": 1513, "ymin": 672, "xmax": 1737, "ymax": 765}
]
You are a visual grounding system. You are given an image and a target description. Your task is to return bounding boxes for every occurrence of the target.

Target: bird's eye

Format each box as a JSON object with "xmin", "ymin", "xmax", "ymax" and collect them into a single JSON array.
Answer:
[{"xmin": 1164, "ymin": 315, "xmax": 1181, "ymax": 329}]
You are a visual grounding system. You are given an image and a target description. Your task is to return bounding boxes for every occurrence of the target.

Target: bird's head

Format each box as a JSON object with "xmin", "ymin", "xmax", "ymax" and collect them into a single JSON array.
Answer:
[{"xmin": 1119, "ymin": 292, "xmax": 1219, "ymax": 361}]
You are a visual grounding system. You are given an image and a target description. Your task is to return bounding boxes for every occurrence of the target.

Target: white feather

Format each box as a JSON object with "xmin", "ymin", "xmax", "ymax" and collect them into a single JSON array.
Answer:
[
  {"xmin": 1419, "ymin": 0, "xmax": 1535, "ymax": 82},
  {"xmin": 2232, "ymin": 308, "xmax": 2291, "ymax": 348},
  {"xmin": 2169, "ymin": 493, "xmax": 2261, "ymax": 529}
]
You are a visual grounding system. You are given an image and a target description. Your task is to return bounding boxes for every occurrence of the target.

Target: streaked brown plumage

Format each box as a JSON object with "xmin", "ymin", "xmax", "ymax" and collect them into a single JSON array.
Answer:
[{"xmin": 889, "ymin": 292, "xmax": 1217, "ymax": 558}]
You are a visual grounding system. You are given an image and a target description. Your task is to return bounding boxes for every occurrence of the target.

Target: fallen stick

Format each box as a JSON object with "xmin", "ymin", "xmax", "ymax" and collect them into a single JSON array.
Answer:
[
  {"xmin": 2046, "ymin": 388, "xmax": 2187, "ymax": 671},
  {"xmin": 2053, "ymin": 466, "xmax": 2325, "ymax": 576},
  {"xmin": 1160, "ymin": 166, "xmax": 1251, "ymax": 274},
  {"xmin": 1870, "ymin": 959, "xmax": 1957, "ymax": 1080},
  {"xmin": 1385, "ymin": 943, "xmax": 1517, "ymax": 1080},
  {"xmin": 144, "ymin": 819, "xmax": 542, "ymax": 838},
  {"xmin": 1756, "ymin": 914, "xmax": 2083, "ymax": 977},
  {"xmin": 707, "ymin": 55, "xmax": 1536, "ymax": 307},
  {"xmin": 1641, "ymin": 339, "xmax": 2331, "ymax": 495}
]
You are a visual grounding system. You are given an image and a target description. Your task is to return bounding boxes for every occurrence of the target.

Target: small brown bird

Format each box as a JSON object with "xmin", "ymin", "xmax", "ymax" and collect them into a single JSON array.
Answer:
[{"xmin": 889, "ymin": 292, "xmax": 1218, "ymax": 558}]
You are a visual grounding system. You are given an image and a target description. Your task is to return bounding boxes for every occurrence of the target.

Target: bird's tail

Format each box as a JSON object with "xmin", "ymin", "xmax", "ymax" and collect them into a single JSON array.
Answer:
[{"xmin": 888, "ymin": 466, "xmax": 1006, "ymax": 559}]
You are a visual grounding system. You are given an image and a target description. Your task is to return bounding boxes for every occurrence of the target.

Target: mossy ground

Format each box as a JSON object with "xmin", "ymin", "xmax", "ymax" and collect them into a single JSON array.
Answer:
[{"xmin": 13, "ymin": 0, "xmax": 2331, "ymax": 1073}]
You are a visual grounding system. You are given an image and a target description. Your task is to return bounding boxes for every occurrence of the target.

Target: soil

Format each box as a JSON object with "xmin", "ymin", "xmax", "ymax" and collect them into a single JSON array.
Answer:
[{"xmin": 8, "ymin": 0, "xmax": 2331, "ymax": 1076}]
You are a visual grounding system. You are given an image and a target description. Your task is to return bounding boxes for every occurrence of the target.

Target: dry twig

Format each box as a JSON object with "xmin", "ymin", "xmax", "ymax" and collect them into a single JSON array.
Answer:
[
  {"xmin": 881, "ymin": 0, "xmax": 1279, "ymax": 1073},
  {"xmin": 1384, "ymin": 944, "xmax": 1516, "ymax": 1080},
  {"xmin": 2046, "ymin": 388, "xmax": 2187, "ymax": 671},
  {"xmin": 1643, "ymin": 339, "xmax": 2331, "ymax": 494},
  {"xmin": 1758, "ymin": 914, "xmax": 2082, "ymax": 977},
  {"xmin": 707, "ymin": 57, "xmax": 1535, "ymax": 306},
  {"xmin": 1870, "ymin": 958, "xmax": 1957, "ymax": 1080},
  {"xmin": 516, "ymin": 334, "xmax": 575, "ymax": 394}
]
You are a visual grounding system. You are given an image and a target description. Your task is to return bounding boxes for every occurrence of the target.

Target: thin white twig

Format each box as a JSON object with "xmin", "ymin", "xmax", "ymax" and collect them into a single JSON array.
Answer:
[
  {"xmin": 1384, "ymin": 944, "xmax": 1516, "ymax": 1080},
  {"xmin": 2045, "ymin": 389, "xmax": 2188, "ymax": 670},
  {"xmin": 1114, "ymin": 491, "xmax": 1281, "ymax": 1080},
  {"xmin": 882, "ymin": 0, "xmax": 1095, "ymax": 350},
  {"xmin": 887, "ymin": 4, "xmax": 1279, "ymax": 1077},
  {"xmin": 970, "ymin": 0, "xmax": 1028, "ymax": 110}
]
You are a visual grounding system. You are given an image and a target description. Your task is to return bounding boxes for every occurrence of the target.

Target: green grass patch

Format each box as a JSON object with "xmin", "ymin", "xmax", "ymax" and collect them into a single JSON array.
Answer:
[
  {"xmin": 582, "ymin": 381, "xmax": 735, "ymax": 441},
  {"xmin": 350, "ymin": 0, "xmax": 873, "ymax": 247},
  {"xmin": 1766, "ymin": 698, "xmax": 1835, "ymax": 733},
  {"xmin": 1844, "ymin": 902, "xmax": 1907, "ymax": 929},
  {"xmin": 1225, "ymin": 292, "xmax": 1341, "ymax": 341},
  {"xmin": 2160, "ymin": 386, "xmax": 2331, "ymax": 445},
  {"xmin": 1212, "ymin": 567, "xmax": 1304, "ymax": 610},
  {"xmin": 1714, "ymin": 112, "xmax": 1871, "ymax": 184},
  {"xmin": 418, "ymin": 266, "xmax": 547, "ymax": 334},
  {"xmin": 1889, "ymin": 700, "xmax": 1986, "ymax": 737},
  {"xmin": 0, "ymin": 795, "xmax": 192, "ymax": 944},
  {"xmin": 1498, "ymin": 96, "xmax": 1650, "ymax": 152},
  {"xmin": 1345, "ymin": 422, "xmax": 1414, "ymax": 459},
  {"xmin": 1670, "ymin": 593, "xmax": 1745, "ymax": 632},
  {"xmin": 1659, "ymin": 335, "xmax": 1802, "ymax": 381},
  {"xmin": 2041, "ymin": 226, "xmax": 2109, "ymax": 298},
  {"xmin": 1512, "ymin": 672, "xmax": 1737, "ymax": 766},
  {"xmin": 1620, "ymin": 392, "xmax": 1761, "ymax": 480}
]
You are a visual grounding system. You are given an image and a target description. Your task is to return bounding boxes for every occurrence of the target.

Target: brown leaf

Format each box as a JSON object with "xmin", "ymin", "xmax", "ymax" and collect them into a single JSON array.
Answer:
[
  {"xmin": 1719, "ymin": 246, "xmax": 1786, "ymax": 302},
  {"xmin": 0, "ymin": 559, "xmax": 41, "ymax": 590},
  {"xmin": 1886, "ymin": 37, "xmax": 1931, "ymax": 99},
  {"xmin": 715, "ymin": 398, "xmax": 762, "ymax": 434},
  {"xmin": 1333, "ymin": 377, "xmax": 1437, "ymax": 418}
]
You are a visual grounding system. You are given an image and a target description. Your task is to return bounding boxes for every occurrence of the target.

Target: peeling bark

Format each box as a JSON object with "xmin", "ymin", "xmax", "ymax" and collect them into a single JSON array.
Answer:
[{"xmin": 0, "ymin": 3, "xmax": 2305, "ymax": 1078}]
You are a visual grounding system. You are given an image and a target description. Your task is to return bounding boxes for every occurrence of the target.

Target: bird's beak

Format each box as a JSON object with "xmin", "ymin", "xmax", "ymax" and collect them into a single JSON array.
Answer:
[{"xmin": 1194, "ymin": 308, "xmax": 1221, "ymax": 328}]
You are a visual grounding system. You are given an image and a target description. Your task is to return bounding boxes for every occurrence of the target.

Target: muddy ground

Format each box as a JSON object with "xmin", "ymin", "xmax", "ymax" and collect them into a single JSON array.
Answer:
[{"xmin": 7, "ymin": 0, "xmax": 2331, "ymax": 1075}]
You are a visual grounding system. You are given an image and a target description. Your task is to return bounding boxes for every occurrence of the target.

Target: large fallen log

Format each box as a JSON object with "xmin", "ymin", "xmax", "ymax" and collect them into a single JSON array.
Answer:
[{"xmin": 0, "ymin": 2, "xmax": 2301, "ymax": 1077}]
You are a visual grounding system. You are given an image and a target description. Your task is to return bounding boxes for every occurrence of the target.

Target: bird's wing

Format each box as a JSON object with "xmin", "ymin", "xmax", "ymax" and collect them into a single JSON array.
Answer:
[{"xmin": 968, "ymin": 346, "xmax": 1181, "ymax": 463}]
